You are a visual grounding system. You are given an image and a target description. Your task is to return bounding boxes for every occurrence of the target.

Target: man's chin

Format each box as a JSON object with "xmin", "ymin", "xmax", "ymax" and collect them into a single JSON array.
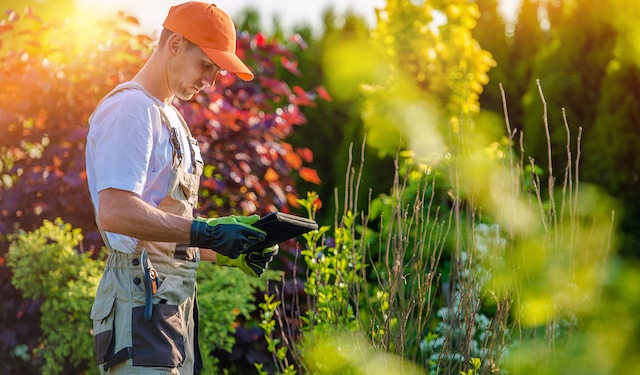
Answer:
[{"xmin": 175, "ymin": 92, "xmax": 195, "ymax": 101}]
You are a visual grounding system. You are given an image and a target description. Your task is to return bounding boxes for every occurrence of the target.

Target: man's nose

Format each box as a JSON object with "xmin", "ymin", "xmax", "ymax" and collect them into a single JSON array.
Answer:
[{"xmin": 202, "ymin": 72, "xmax": 218, "ymax": 88}]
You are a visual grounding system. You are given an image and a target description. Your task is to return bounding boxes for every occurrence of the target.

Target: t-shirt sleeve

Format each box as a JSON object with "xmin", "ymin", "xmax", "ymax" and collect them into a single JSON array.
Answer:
[{"xmin": 93, "ymin": 113, "xmax": 154, "ymax": 197}]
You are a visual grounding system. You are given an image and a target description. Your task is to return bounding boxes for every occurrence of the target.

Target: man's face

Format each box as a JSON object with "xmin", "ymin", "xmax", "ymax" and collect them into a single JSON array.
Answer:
[{"xmin": 169, "ymin": 40, "xmax": 221, "ymax": 101}]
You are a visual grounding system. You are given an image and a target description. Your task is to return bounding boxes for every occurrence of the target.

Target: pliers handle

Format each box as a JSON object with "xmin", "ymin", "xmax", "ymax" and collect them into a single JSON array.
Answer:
[{"xmin": 141, "ymin": 249, "xmax": 158, "ymax": 322}]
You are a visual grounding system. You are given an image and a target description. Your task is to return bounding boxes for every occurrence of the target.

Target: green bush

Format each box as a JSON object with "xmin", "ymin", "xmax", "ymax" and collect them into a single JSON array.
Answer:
[
  {"xmin": 6, "ymin": 218, "xmax": 105, "ymax": 375},
  {"xmin": 196, "ymin": 262, "xmax": 268, "ymax": 374}
]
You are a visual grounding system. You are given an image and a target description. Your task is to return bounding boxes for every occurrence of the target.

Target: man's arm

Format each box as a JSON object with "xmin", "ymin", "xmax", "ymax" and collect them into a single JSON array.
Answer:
[
  {"xmin": 98, "ymin": 188, "xmax": 191, "ymax": 243},
  {"xmin": 98, "ymin": 188, "xmax": 220, "ymax": 262}
]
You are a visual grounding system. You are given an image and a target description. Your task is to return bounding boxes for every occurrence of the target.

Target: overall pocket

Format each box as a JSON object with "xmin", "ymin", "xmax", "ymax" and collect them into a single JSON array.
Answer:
[
  {"xmin": 131, "ymin": 274, "xmax": 186, "ymax": 367},
  {"xmin": 90, "ymin": 293, "xmax": 117, "ymax": 365},
  {"xmin": 177, "ymin": 170, "xmax": 199, "ymax": 209},
  {"xmin": 131, "ymin": 304, "xmax": 185, "ymax": 367}
]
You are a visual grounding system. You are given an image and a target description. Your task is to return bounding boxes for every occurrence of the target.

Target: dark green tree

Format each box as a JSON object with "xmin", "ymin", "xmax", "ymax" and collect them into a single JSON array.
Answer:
[
  {"xmin": 474, "ymin": 0, "xmax": 509, "ymax": 114},
  {"xmin": 504, "ymin": 0, "xmax": 545, "ymax": 131},
  {"xmin": 236, "ymin": 7, "xmax": 261, "ymax": 35},
  {"xmin": 581, "ymin": 0, "xmax": 640, "ymax": 256},
  {"xmin": 583, "ymin": 63, "xmax": 640, "ymax": 257},
  {"xmin": 520, "ymin": 0, "xmax": 617, "ymax": 181}
]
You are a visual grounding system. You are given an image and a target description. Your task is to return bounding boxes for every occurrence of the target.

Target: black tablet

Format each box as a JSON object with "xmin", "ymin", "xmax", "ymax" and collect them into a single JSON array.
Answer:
[{"xmin": 248, "ymin": 212, "xmax": 318, "ymax": 252}]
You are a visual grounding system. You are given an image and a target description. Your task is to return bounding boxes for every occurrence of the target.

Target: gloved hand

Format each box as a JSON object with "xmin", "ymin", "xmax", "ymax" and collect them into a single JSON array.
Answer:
[
  {"xmin": 216, "ymin": 245, "xmax": 279, "ymax": 277},
  {"xmin": 190, "ymin": 215, "xmax": 266, "ymax": 259}
]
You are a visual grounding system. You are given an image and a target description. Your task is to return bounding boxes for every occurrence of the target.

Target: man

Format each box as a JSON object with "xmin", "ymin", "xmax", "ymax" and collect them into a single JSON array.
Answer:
[{"xmin": 85, "ymin": 2, "xmax": 277, "ymax": 374}]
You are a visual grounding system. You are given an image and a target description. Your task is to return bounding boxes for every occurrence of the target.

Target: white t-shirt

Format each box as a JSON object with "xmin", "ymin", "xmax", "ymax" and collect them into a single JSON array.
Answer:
[{"xmin": 86, "ymin": 83, "xmax": 202, "ymax": 253}]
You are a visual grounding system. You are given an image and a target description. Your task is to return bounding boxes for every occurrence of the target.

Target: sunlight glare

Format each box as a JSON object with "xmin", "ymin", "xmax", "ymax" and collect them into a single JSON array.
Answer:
[{"xmin": 498, "ymin": 0, "xmax": 522, "ymax": 23}]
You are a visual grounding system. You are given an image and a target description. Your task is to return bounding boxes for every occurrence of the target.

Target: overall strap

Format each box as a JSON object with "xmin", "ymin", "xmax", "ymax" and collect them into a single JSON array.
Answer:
[
  {"xmin": 88, "ymin": 82, "xmax": 168, "ymax": 128},
  {"xmin": 88, "ymin": 82, "xmax": 186, "ymax": 167},
  {"xmin": 171, "ymin": 107, "xmax": 200, "ymax": 173}
]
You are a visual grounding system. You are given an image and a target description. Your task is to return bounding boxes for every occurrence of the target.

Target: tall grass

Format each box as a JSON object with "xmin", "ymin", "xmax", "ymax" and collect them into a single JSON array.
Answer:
[{"xmin": 260, "ymin": 83, "xmax": 619, "ymax": 375}]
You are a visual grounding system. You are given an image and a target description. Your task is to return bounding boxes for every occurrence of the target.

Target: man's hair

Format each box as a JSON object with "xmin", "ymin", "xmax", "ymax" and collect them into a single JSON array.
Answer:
[{"xmin": 158, "ymin": 28, "xmax": 197, "ymax": 50}]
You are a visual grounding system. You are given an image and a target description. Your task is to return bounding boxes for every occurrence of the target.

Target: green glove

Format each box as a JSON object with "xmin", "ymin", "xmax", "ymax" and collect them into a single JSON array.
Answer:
[
  {"xmin": 190, "ymin": 215, "xmax": 266, "ymax": 259},
  {"xmin": 216, "ymin": 245, "xmax": 279, "ymax": 277}
]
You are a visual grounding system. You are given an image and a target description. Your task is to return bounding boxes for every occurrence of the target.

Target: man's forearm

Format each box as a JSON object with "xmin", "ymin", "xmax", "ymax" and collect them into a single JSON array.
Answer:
[
  {"xmin": 200, "ymin": 248, "xmax": 217, "ymax": 262},
  {"xmin": 98, "ymin": 188, "xmax": 191, "ymax": 243}
]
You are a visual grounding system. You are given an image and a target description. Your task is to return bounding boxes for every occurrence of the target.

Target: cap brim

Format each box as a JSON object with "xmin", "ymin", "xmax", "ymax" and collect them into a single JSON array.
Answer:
[{"xmin": 203, "ymin": 48, "xmax": 254, "ymax": 81}]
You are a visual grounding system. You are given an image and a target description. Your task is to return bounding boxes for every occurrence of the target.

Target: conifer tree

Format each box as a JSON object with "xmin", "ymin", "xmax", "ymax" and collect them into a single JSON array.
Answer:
[{"xmin": 520, "ymin": 0, "xmax": 616, "ymax": 176}]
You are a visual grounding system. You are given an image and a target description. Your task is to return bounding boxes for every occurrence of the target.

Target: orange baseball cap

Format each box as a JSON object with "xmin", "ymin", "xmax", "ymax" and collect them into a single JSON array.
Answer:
[{"xmin": 163, "ymin": 2, "xmax": 254, "ymax": 81}]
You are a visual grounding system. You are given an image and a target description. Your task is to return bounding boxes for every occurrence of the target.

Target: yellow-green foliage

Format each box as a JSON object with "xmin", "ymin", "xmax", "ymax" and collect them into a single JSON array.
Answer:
[
  {"xmin": 299, "ymin": 193, "xmax": 362, "ymax": 331},
  {"xmin": 373, "ymin": 0, "xmax": 494, "ymax": 115},
  {"xmin": 460, "ymin": 358, "xmax": 481, "ymax": 375},
  {"xmin": 257, "ymin": 293, "xmax": 297, "ymax": 375},
  {"xmin": 6, "ymin": 218, "xmax": 105, "ymax": 375},
  {"xmin": 301, "ymin": 329, "xmax": 424, "ymax": 375},
  {"xmin": 610, "ymin": 0, "xmax": 640, "ymax": 66},
  {"xmin": 343, "ymin": 0, "xmax": 496, "ymax": 157}
]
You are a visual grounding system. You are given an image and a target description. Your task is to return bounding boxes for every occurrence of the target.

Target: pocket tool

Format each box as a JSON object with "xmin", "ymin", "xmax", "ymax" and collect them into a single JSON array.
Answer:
[{"xmin": 141, "ymin": 249, "xmax": 158, "ymax": 322}]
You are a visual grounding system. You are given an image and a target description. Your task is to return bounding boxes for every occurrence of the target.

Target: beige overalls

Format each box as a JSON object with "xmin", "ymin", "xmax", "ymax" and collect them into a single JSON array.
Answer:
[{"xmin": 89, "ymin": 82, "xmax": 204, "ymax": 374}]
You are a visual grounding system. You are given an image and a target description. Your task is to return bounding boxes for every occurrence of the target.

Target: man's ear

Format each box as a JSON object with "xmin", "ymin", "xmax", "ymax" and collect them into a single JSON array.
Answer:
[{"xmin": 166, "ymin": 32, "xmax": 183, "ymax": 56}]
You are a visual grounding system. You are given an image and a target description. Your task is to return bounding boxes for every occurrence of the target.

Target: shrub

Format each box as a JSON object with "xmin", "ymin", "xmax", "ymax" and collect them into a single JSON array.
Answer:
[
  {"xmin": 6, "ymin": 219, "xmax": 105, "ymax": 375},
  {"xmin": 196, "ymin": 263, "xmax": 270, "ymax": 374}
]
